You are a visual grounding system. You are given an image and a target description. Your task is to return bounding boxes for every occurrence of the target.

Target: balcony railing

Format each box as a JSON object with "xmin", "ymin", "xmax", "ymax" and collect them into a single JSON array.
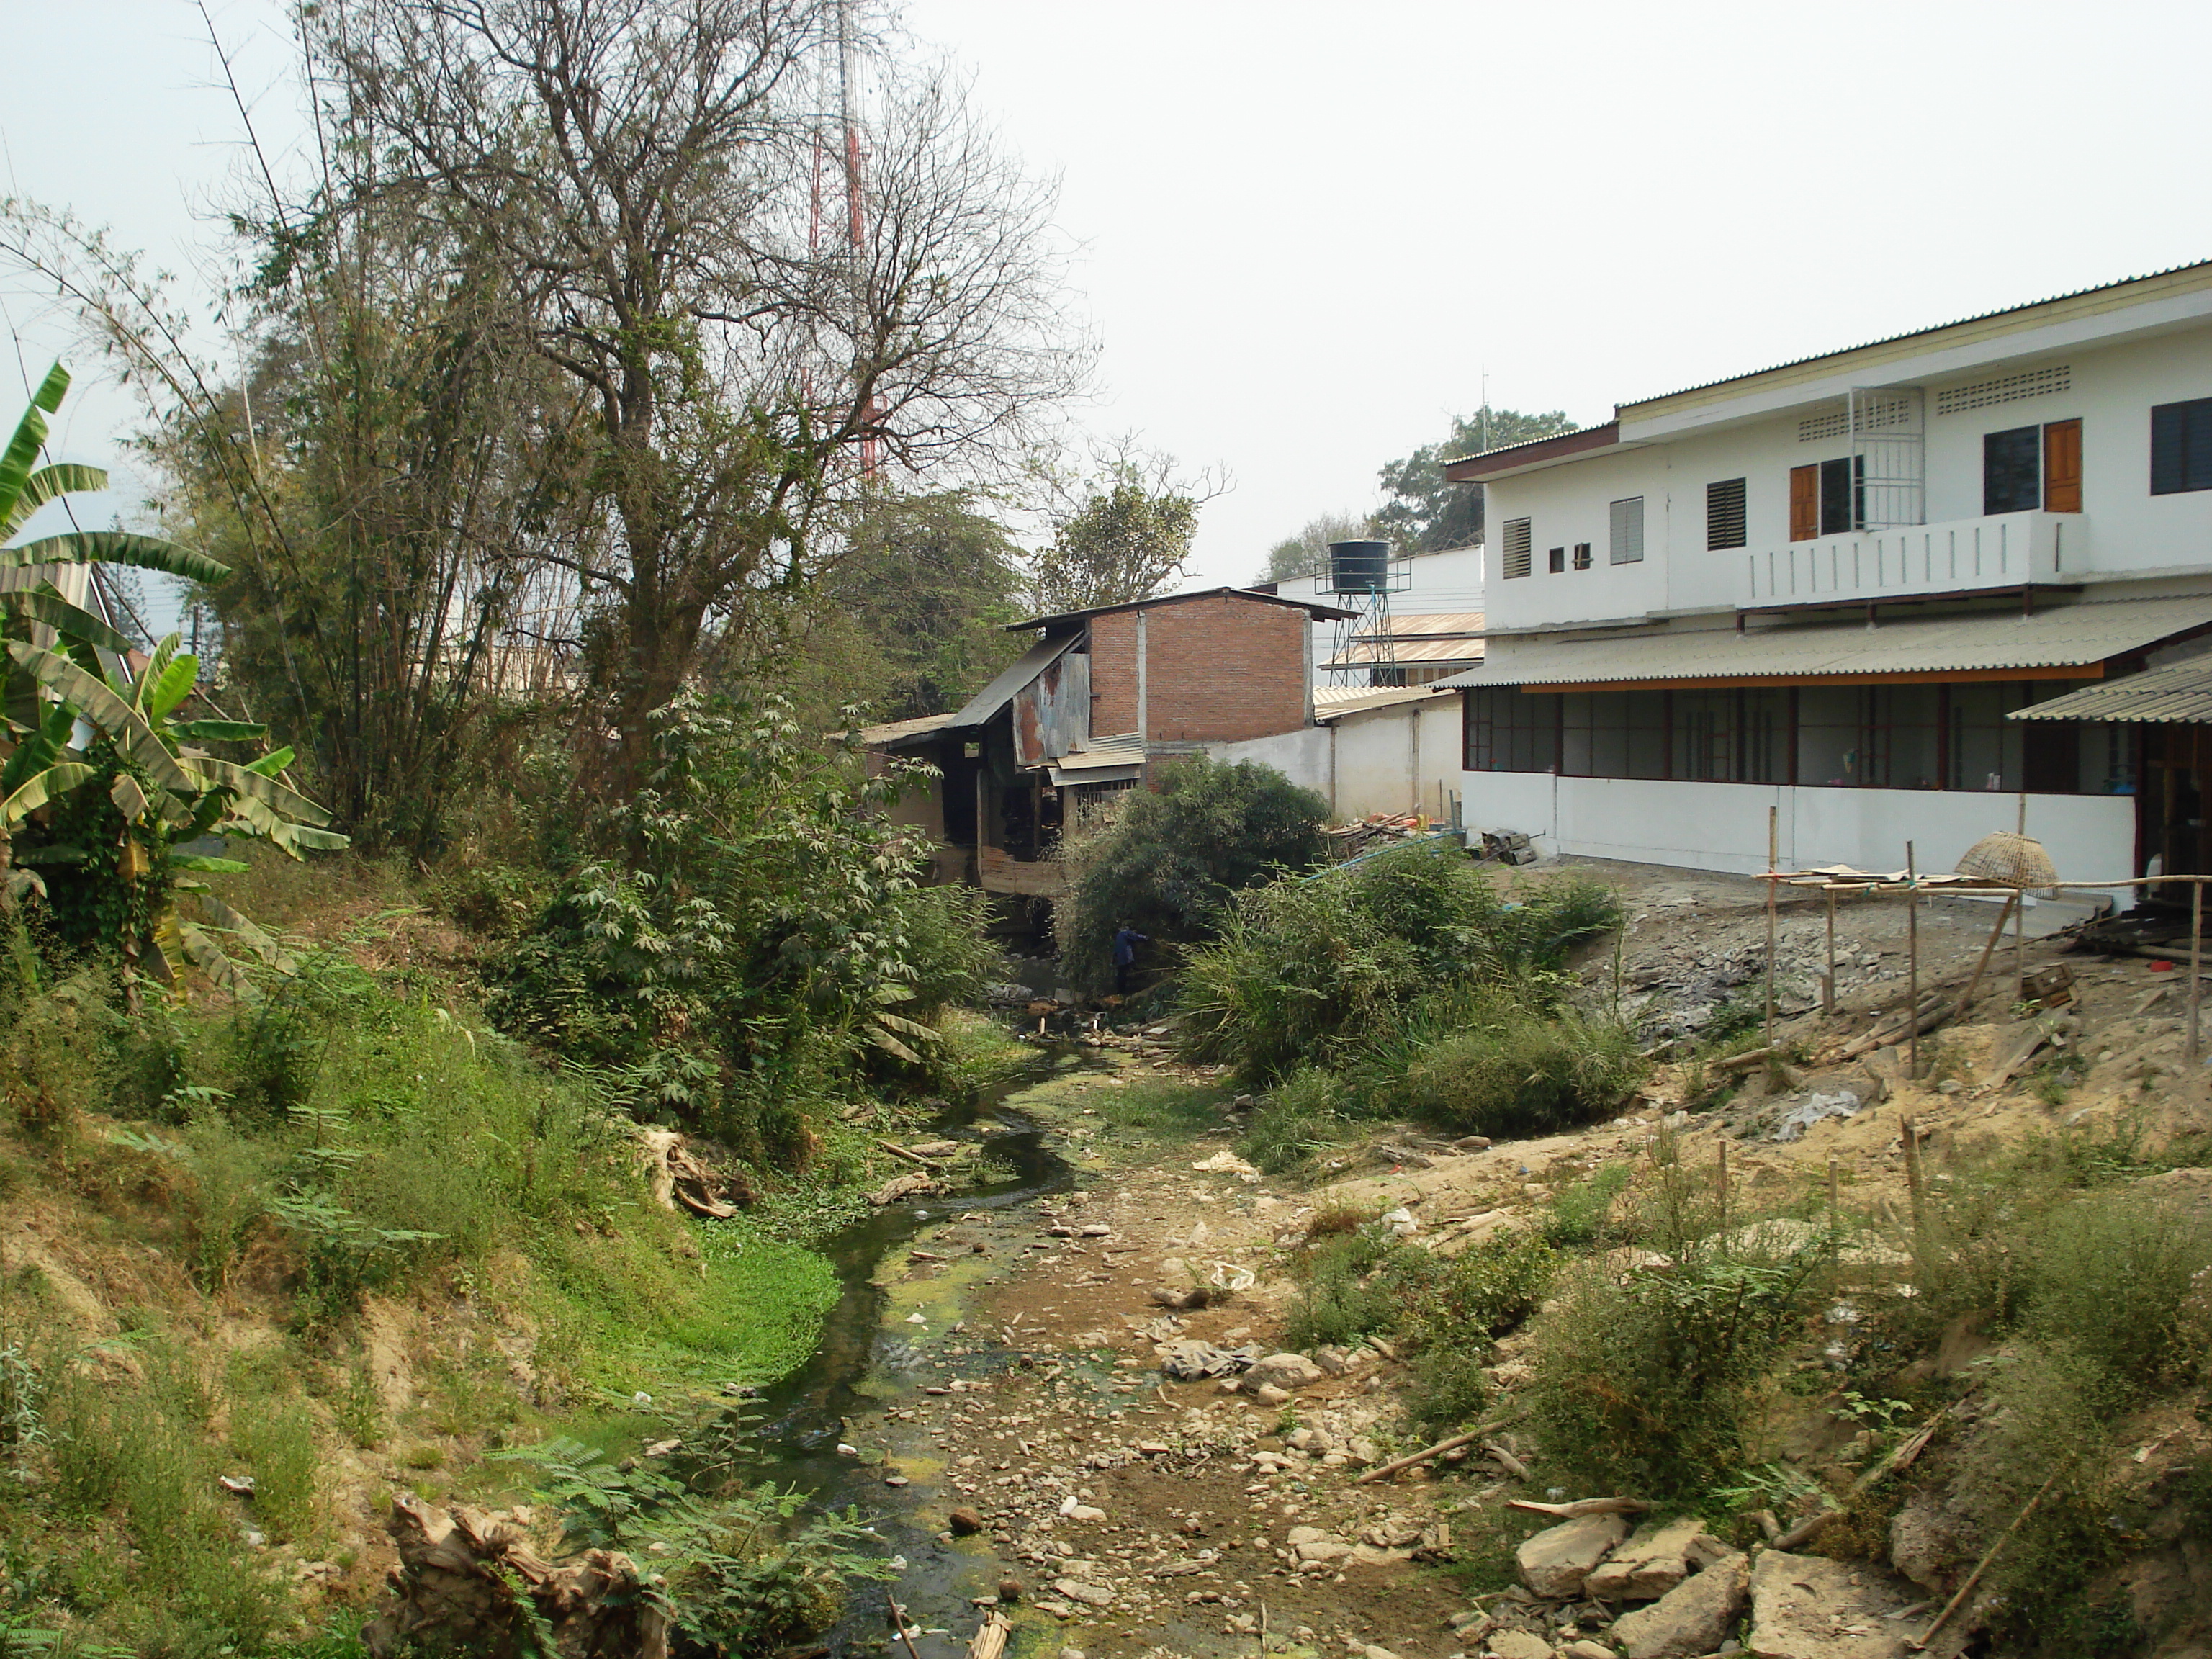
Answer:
[{"xmin": 1743, "ymin": 511, "xmax": 2083, "ymax": 608}]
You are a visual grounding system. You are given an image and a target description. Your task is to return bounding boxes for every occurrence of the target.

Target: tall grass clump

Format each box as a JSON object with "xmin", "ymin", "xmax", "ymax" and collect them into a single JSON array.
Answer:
[
  {"xmin": 1179, "ymin": 844, "xmax": 1630, "ymax": 1115},
  {"xmin": 1054, "ymin": 755, "xmax": 1328, "ymax": 995},
  {"xmin": 1525, "ymin": 1148, "xmax": 1830, "ymax": 1498}
]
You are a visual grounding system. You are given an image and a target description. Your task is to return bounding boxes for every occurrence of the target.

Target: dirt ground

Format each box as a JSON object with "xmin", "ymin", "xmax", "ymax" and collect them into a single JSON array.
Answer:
[{"xmin": 850, "ymin": 855, "xmax": 2212, "ymax": 1659}]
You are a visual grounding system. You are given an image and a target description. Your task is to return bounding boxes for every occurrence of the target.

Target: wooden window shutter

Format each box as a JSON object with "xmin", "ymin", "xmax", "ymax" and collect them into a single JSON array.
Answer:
[
  {"xmin": 2043, "ymin": 418, "xmax": 2082, "ymax": 513},
  {"xmin": 1789, "ymin": 464, "xmax": 1818, "ymax": 541}
]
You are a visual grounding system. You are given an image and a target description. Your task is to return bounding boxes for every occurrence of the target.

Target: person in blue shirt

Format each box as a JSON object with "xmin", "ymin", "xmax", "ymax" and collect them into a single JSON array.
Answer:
[{"xmin": 1111, "ymin": 926, "xmax": 1150, "ymax": 996}]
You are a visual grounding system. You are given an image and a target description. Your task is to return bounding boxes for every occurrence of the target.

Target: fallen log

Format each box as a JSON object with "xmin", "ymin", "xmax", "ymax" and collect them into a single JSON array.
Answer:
[
  {"xmin": 1480, "ymin": 1439, "xmax": 1530, "ymax": 1480},
  {"xmin": 1354, "ymin": 1411, "xmax": 1525, "ymax": 1485},
  {"xmin": 1506, "ymin": 1496, "xmax": 1651, "ymax": 1519},
  {"xmin": 869, "ymin": 1172, "xmax": 940, "ymax": 1206},
  {"xmin": 879, "ymin": 1139, "xmax": 938, "ymax": 1168},
  {"xmin": 1714, "ymin": 1044, "xmax": 1788, "ymax": 1074}
]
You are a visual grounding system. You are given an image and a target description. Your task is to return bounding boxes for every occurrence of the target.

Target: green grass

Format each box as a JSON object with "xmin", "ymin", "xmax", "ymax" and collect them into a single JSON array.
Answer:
[{"xmin": 1087, "ymin": 1077, "xmax": 1231, "ymax": 1138}]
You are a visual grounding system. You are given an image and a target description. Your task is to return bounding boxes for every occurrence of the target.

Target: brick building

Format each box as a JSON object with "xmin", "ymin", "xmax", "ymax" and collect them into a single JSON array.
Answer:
[{"xmin": 863, "ymin": 588, "xmax": 1349, "ymax": 898}]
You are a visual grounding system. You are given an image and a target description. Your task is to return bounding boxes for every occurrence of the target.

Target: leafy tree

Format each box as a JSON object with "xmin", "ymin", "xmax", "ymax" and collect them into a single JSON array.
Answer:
[
  {"xmin": 1374, "ymin": 408, "xmax": 1578, "ymax": 553},
  {"xmin": 1056, "ymin": 756, "xmax": 1328, "ymax": 994},
  {"xmin": 801, "ymin": 493, "xmax": 1028, "ymax": 723},
  {"xmin": 1261, "ymin": 508, "xmax": 1375, "ymax": 584},
  {"xmin": 1031, "ymin": 477, "xmax": 1202, "ymax": 614},
  {"xmin": 307, "ymin": 0, "xmax": 1084, "ymax": 791}
]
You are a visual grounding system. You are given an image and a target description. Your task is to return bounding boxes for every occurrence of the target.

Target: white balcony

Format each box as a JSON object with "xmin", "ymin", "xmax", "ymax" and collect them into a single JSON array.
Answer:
[{"xmin": 1743, "ymin": 511, "xmax": 2085, "ymax": 608}]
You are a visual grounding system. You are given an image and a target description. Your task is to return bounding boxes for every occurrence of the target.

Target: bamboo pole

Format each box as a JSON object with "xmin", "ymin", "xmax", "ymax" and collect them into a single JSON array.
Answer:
[
  {"xmin": 2192, "ymin": 879, "xmax": 2205, "ymax": 1063},
  {"xmin": 1902, "ymin": 1115, "xmax": 1925, "ymax": 1239},
  {"xmin": 2014, "ymin": 793, "xmax": 2029, "ymax": 1002},
  {"xmin": 1717, "ymin": 1141, "xmax": 1730, "ymax": 1235},
  {"xmin": 1948, "ymin": 891, "xmax": 2018, "ymax": 1027},
  {"xmin": 1765, "ymin": 805, "xmax": 1779, "ymax": 1050},
  {"xmin": 1823, "ymin": 886, "xmax": 1837, "ymax": 1015},
  {"xmin": 1906, "ymin": 841, "xmax": 1920, "ymax": 1079}
]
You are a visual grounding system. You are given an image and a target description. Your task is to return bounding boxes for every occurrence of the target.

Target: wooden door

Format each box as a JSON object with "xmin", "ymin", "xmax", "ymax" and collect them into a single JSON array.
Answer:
[
  {"xmin": 2044, "ymin": 418, "xmax": 2082, "ymax": 512},
  {"xmin": 1789, "ymin": 464, "xmax": 1819, "ymax": 541}
]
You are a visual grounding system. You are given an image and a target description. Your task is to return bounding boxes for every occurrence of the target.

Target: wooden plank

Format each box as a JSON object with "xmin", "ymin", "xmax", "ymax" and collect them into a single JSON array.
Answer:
[{"xmin": 978, "ymin": 845, "xmax": 1066, "ymax": 896}]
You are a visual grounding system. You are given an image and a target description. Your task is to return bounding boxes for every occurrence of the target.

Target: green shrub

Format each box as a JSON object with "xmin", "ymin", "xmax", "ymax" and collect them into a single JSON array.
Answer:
[
  {"xmin": 1056, "ymin": 755, "xmax": 1328, "ymax": 995},
  {"xmin": 1527, "ymin": 1210, "xmax": 1828, "ymax": 1498},
  {"xmin": 485, "ymin": 693, "xmax": 998, "ymax": 1149},
  {"xmin": 1396, "ymin": 997, "xmax": 1644, "ymax": 1138},
  {"xmin": 1545, "ymin": 1162, "xmax": 1635, "ymax": 1248},
  {"xmin": 1284, "ymin": 1227, "xmax": 1555, "ymax": 1434},
  {"xmin": 1178, "ymin": 845, "xmax": 1622, "ymax": 1084},
  {"xmin": 1238, "ymin": 1067, "xmax": 1357, "ymax": 1174}
]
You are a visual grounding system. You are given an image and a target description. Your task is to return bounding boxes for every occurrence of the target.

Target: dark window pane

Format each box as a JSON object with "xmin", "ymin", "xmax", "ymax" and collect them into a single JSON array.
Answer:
[
  {"xmin": 1984, "ymin": 426, "xmax": 2042, "ymax": 513},
  {"xmin": 2151, "ymin": 397, "xmax": 2212, "ymax": 495},
  {"xmin": 1466, "ymin": 687, "xmax": 1557, "ymax": 773},
  {"xmin": 1547, "ymin": 546, "xmax": 1566, "ymax": 573},
  {"xmin": 1818, "ymin": 456, "xmax": 1861, "ymax": 534}
]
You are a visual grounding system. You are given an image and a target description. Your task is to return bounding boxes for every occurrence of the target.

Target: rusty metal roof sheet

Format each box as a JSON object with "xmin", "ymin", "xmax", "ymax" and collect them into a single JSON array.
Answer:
[
  {"xmin": 943, "ymin": 632, "xmax": 1081, "ymax": 729},
  {"xmin": 1323, "ymin": 635, "xmax": 1485, "ymax": 670},
  {"xmin": 2007, "ymin": 659, "xmax": 2212, "ymax": 724},
  {"xmin": 1431, "ymin": 595, "xmax": 2212, "ymax": 689}
]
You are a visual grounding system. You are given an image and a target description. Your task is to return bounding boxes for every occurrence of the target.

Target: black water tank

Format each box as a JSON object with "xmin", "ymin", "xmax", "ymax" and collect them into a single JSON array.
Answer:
[{"xmin": 1326, "ymin": 539, "xmax": 1392, "ymax": 595}]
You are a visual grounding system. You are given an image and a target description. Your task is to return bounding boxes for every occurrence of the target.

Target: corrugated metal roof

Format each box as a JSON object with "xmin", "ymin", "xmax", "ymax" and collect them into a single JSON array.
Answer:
[
  {"xmin": 1323, "ymin": 636, "xmax": 1485, "ymax": 669},
  {"xmin": 1313, "ymin": 686, "xmax": 1442, "ymax": 721},
  {"xmin": 1431, "ymin": 595, "xmax": 2212, "ymax": 689},
  {"xmin": 2008, "ymin": 660, "xmax": 2212, "ymax": 724},
  {"xmin": 1617, "ymin": 258, "xmax": 2212, "ymax": 411},
  {"xmin": 855, "ymin": 711, "xmax": 958, "ymax": 747},
  {"xmin": 1048, "ymin": 732, "xmax": 1146, "ymax": 785},
  {"xmin": 943, "ymin": 633, "xmax": 1079, "ymax": 729},
  {"xmin": 1350, "ymin": 611, "xmax": 1485, "ymax": 639}
]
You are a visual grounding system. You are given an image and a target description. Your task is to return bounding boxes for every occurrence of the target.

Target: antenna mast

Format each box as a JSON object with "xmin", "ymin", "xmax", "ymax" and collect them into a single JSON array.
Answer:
[{"xmin": 837, "ymin": 0, "xmax": 879, "ymax": 477}]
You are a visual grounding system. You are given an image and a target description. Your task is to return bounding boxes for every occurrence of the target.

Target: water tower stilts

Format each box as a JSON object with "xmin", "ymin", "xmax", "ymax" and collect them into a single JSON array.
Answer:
[{"xmin": 1317, "ymin": 539, "xmax": 1408, "ymax": 686}]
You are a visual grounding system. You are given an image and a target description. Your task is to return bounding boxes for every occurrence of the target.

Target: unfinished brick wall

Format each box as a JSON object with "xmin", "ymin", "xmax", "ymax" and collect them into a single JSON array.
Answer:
[
  {"xmin": 1088, "ymin": 611, "xmax": 1140, "ymax": 735},
  {"xmin": 1082, "ymin": 594, "xmax": 1309, "ymax": 743}
]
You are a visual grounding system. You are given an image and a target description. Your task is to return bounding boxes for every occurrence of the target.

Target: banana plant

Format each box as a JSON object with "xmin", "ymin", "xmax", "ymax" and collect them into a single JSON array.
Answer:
[{"xmin": 0, "ymin": 363, "xmax": 346, "ymax": 988}]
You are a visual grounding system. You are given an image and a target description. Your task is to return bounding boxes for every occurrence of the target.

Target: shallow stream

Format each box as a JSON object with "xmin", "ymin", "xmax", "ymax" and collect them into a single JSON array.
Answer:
[{"xmin": 745, "ymin": 1049, "xmax": 1084, "ymax": 1655}]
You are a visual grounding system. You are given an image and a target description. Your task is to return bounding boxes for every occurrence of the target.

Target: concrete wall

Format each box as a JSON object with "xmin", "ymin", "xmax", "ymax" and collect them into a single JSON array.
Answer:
[
  {"xmin": 1455, "ymin": 768, "xmax": 2134, "ymax": 891},
  {"xmin": 1205, "ymin": 726, "xmax": 1334, "ymax": 801},
  {"xmin": 1204, "ymin": 693, "xmax": 1469, "ymax": 822}
]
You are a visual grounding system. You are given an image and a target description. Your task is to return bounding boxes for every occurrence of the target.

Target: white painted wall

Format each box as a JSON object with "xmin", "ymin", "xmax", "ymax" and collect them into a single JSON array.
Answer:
[
  {"xmin": 1483, "ymin": 313, "xmax": 2212, "ymax": 634},
  {"xmin": 1206, "ymin": 726, "xmax": 1334, "ymax": 801},
  {"xmin": 1455, "ymin": 769, "xmax": 2134, "ymax": 894},
  {"xmin": 1205, "ymin": 693, "xmax": 1468, "ymax": 822}
]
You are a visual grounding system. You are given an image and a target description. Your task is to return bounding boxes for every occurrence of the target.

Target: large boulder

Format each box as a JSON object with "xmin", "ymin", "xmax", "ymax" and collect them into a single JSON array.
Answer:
[
  {"xmin": 1584, "ymin": 1514, "xmax": 1709, "ymax": 1601},
  {"xmin": 1516, "ymin": 1511, "xmax": 1631, "ymax": 1599},
  {"xmin": 1611, "ymin": 1550, "xmax": 1751, "ymax": 1659},
  {"xmin": 1244, "ymin": 1352, "xmax": 1326, "ymax": 1391},
  {"xmin": 1888, "ymin": 1491, "xmax": 1977, "ymax": 1593},
  {"xmin": 1748, "ymin": 1550, "xmax": 1914, "ymax": 1659}
]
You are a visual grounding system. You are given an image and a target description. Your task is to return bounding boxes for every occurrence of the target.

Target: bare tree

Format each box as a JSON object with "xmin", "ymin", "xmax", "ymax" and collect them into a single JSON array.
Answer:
[{"xmin": 313, "ymin": 0, "xmax": 1087, "ymax": 783}]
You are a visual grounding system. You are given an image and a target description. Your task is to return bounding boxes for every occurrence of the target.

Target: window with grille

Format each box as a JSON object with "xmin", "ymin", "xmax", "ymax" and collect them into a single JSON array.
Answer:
[
  {"xmin": 1572, "ymin": 542, "xmax": 1592, "ymax": 570},
  {"xmin": 1609, "ymin": 496, "xmax": 1644, "ymax": 564},
  {"xmin": 2152, "ymin": 397, "xmax": 2212, "ymax": 495},
  {"xmin": 1465, "ymin": 686, "xmax": 1558, "ymax": 772},
  {"xmin": 1706, "ymin": 478, "xmax": 1747, "ymax": 549},
  {"xmin": 1501, "ymin": 517, "xmax": 1532, "ymax": 578}
]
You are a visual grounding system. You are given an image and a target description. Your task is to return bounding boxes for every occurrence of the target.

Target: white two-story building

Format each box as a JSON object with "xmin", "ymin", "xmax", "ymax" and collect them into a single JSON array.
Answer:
[{"xmin": 1433, "ymin": 261, "xmax": 2212, "ymax": 889}]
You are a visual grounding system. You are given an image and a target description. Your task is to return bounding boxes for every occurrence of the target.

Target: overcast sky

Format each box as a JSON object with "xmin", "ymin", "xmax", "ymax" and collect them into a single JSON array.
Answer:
[{"xmin": 8, "ymin": 0, "xmax": 2212, "ymax": 609}]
